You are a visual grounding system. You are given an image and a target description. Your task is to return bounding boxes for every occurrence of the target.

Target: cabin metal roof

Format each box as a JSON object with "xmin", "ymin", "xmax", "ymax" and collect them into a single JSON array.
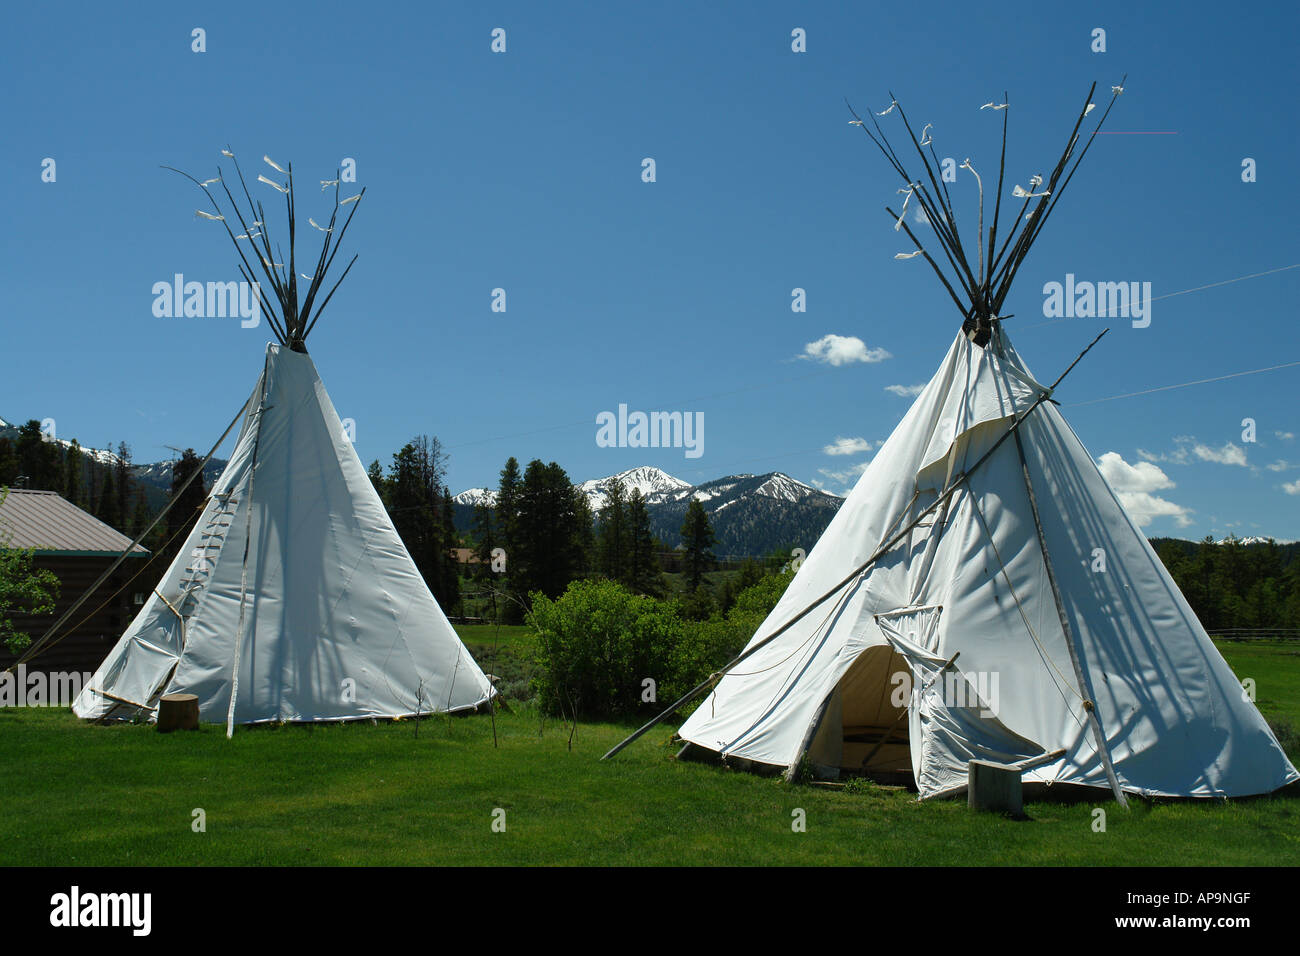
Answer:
[{"xmin": 0, "ymin": 489, "xmax": 148, "ymax": 556}]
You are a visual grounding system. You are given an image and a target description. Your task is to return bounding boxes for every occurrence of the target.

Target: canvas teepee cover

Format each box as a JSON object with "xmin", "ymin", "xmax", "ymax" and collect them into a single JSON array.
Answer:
[
  {"xmin": 74, "ymin": 344, "xmax": 493, "ymax": 725},
  {"xmin": 676, "ymin": 328, "xmax": 1298, "ymax": 799}
]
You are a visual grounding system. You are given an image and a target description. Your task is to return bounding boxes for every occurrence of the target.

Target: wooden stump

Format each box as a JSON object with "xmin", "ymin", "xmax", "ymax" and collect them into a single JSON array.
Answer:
[
  {"xmin": 967, "ymin": 760, "xmax": 1023, "ymax": 815},
  {"xmin": 157, "ymin": 693, "xmax": 200, "ymax": 732}
]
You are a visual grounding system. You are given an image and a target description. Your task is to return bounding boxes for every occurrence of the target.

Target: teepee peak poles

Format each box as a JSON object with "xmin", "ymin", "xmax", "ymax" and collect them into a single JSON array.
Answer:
[
  {"xmin": 300, "ymin": 186, "xmax": 366, "ymax": 340},
  {"xmin": 889, "ymin": 95, "xmax": 981, "ymax": 295},
  {"xmin": 225, "ymin": 155, "xmax": 293, "ymax": 323},
  {"xmin": 877, "ymin": 95, "xmax": 961, "ymax": 257},
  {"xmin": 886, "ymin": 208, "xmax": 971, "ymax": 316},
  {"xmin": 163, "ymin": 164, "xmax": 289, "ymax": 346},
  {"xmin": 166, "ymin": 149, "xmax": 365, "ymax": 351},
  {"xmin": 847, "ymin": 100, "xmax": 976, "ymax": 307},
  {"xmin": 985, "ymin": 84, "xmax": 1100, "ymax": 318},
  {"xmin": 285, "ymin": 160, "xmax": 300, "ymax": 345},
  {"xmin": 298, "ymin": 175, "xmax": 345, "ymax": 327},
  {"xmin": 222, "ymin": 162, "xmax": 293, "ymax": 339},
  {"xmin": 851, "ymin": 103, "xmax": 979, "ymax": 309},
  {"xmin": 883, "ymin": 96, "xmax": 977, "ymax": 293},
  {"xmin": 985, "ymin": 92, "xmax": 1010, "ymax": 294},
  {"xmin": 960, "ymin": 157, "xmax": 985, "ymax": 290},
  {"xmin": 853, "ymin": 82, "xmax": 1125, "ymax": 339},
  {"xmin": 992, "ymin": 78, "xmax": 1125, "ymax": 314}
]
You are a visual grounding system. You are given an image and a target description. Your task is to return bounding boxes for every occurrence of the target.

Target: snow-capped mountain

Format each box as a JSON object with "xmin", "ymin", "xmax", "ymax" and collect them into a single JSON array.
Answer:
[
  {"xmin": 0, "ymin": 416, "xmax": 122, "ymax": 466},
  {"xmin": 453, "ymin": 466, "xmax": 844, "ymax": 557},
  {"xmin": 751, "ymin": 472, "xmax": 823, "ymax": 503},
  {"xmin": 453, "ymin": 487, "xmax": 498, "ymax": 508},
  {"xmin": 576, "ymin": 466, "xmax": 692, "ymax": 511},
  {"xmin": 647, "ymin": 472, "xmax": 843, "ymax": 555},
  {"xmin": 81, "ymin": 445, "xmax": 122, "ymax": 466},
  {"xmin": 1215, "ymin": 535, "xmax": 1295, "ymax": 546}
]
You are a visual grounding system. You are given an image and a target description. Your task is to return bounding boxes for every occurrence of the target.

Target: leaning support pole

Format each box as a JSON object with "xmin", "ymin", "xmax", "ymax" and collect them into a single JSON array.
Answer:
[
  {"xmin": 998, "ymin": 326, "xmax": 1127, "ymax": 805},
  {"xmin": 601, "ymin": 330, "xmax": 1109, "ymax": 761},
  {"xmin": 11, "ymin": 400, "xmax": 249, "ymax": 672},
  {"xmin": 1011, "ymin": 422, "xmax": 1129, "ymax": 808}
]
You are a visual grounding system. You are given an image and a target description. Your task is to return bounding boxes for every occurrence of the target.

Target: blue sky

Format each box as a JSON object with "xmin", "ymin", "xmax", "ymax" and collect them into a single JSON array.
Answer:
[{"xmin": 4, "ymin": 1, "xmax": 1298, "ymax": 540}]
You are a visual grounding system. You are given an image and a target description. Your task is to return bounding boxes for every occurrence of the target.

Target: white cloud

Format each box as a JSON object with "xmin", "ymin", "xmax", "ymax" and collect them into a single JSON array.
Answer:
[
  {"xmin": 823, "ymin": 436, "xmax": 875, "ymax": 457},
  {"xmin": 1276, "ymin": 431, "xmax": 1295, "ymax": 441},
  {"xmin": 1137, "ymin": 445, "xmax": 1188, "ymax": 465},
  {"xmin": 1191, "ymin": 441, "xmax": 1247, "ymax": 467},
  {"xmin": 1140, "ymin": 437, "xmax": 1246, "ymax": 467},
  {"xmin": 1096, "ymin": 451, "xmax": 1193, "ymax": 527},
  {"xmin": 800, "ymin": 334, "xmax": 891, "ymax": 366},
  {"xmin": 1120, "ymin": 493, "xmax": 1196, "ymax": 527},
  {"xmin": 1097, "ymin": 452, "xmax": 1175, "ymax": 493},
  {"xmin": 1266, "ymin": 460, "xmax": 1290, "ymax": 472},
  {"xmin": 885, "ymin": 383, "xmax": 926, "ymax": 397},
  {"xmin": 1284, "ymin": 480, "xmax": 1300, "ymax": 496},
  {"xmin": 817, "ymin": 460, "xmax": 870, "ymax": 488}
]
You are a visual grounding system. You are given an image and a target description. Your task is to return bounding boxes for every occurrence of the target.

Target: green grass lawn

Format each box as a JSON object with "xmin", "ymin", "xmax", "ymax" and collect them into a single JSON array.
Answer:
[
  {"xmin": 458, "ymin": 624, "xmax": 538, "ymax": 702},
  {"xmin": 0, "ymin": 639, "xmax": 1295, "ymax": 866},
  {"xmin": 453, "ymin": 624, "xmax": 534, "ymax": 649}
]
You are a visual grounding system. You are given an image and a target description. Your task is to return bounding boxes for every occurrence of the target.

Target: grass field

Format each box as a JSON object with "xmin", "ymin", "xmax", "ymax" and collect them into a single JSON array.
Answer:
[{"xmin": 0, "ymin": 638, "xmax": 1295, "ymax": 866}]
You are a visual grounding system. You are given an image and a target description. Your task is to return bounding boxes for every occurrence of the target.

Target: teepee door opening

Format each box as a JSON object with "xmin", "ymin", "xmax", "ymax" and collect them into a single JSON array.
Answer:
[
  {"xmin": 806, "ymin": 606, "xmax": 940, "ymax": 782},
  {"xmin": 808, "ymin": 644, "xmax": 914, "ymax": 780}
]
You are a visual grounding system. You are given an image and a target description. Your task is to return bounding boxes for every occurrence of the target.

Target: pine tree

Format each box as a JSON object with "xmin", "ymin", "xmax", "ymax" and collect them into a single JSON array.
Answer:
[
  {"xmin": 366, "ymin": 459, "xmax": 386, "ymax": 501},
  {"xmin": 625, "ymin": 488, "xmax": 661, "ymax": 595},
  {"xmin": 514, "ymin": 460, "xmax": 584, "ymax": 600},
  {"xmin": 598, "ymin": 478, "xmax": 628, "ymax": 582},
  {"xmin": 388, "ymin": 439, "xmax": 445, "ymax": 607},
  {"xmin": 97, "ymin": 468, "xmax": 120, "ymax": 530},
  {"xmin": 441, "ymin": 487, "xmax": 461, "ymax": 616},
  {"xmin": 15, "ymin": 421, "xmax": 62, "ymax": 491},
  {"xmin": 86, "ymin": 454, "xmax": 99, "ymax": 517},
  {"xmin": 63, "ymin": 440, "xmax": 84, "ymax": 507},
  {"xmin": 680, "ymin": 497, "xmax": 715, "ymax": 591},
  {"xmin": 130, "ymin": 488, "xmax": 152, "ymax": 543},
  {"xmin": 114, "ymin": 441, "xmax": 134, "ymax": 534},
  {"xmin": 496, "ymin": 456, "xmax": 522, "ymax": 562},
  {"xmin": 574, "ymin": 492, "xmax": 596, "ymax": 577},
  {"xmin": 0, "ymin": 437, "xmax": 16, "ymax": 486},
  {"xmin": 163, "ymin": 449, "xmax": 208, "ymax": 575}
]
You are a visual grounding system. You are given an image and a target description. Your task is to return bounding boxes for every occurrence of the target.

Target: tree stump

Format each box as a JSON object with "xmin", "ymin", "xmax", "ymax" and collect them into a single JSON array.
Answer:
[
  {"xmin": 967, "ymin": 760, "xmax": 1023, "ymax": 815},
  {"xmin": 157, "ymin": 693, "xmax": 200, "ymax": 732}
]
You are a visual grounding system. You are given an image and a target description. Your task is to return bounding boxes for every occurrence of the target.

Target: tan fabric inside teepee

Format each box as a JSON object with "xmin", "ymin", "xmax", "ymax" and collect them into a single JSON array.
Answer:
[{"xmin": 808, "ymin": 645, "xmax": 912, "ymax": 775}]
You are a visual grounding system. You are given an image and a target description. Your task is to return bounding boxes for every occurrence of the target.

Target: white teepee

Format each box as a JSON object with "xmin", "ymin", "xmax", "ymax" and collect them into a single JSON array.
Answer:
[
  {"xmin": 74, "ymin": 344, "xmax": 493, "ymax": 726},
  {"xmin": 675, "ymin": 327, "xmax": 1298, "ymax": 799},
  {"xmin": 609, "ymin": 82, "xmax": 1298, "ymax": 801},
  {"xmin": 73, "ymin": 149, "xmax": 491, "ymax": 727}
]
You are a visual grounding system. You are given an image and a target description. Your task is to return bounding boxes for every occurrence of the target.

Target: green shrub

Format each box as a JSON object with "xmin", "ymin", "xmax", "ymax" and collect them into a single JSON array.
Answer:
[
  {"xmin": 531, "ymin": 579, "xmax": 682, "ymax": 719},
  {"xmin": 530, "ymin": 569, "xmax": 796, "ymax": 721}
]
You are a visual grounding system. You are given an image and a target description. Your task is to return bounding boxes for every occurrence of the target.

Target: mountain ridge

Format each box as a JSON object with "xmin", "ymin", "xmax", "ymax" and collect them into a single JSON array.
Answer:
[{"xmin": 452, "ymin": 465, "xmax": 844, "ymax": 556}]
